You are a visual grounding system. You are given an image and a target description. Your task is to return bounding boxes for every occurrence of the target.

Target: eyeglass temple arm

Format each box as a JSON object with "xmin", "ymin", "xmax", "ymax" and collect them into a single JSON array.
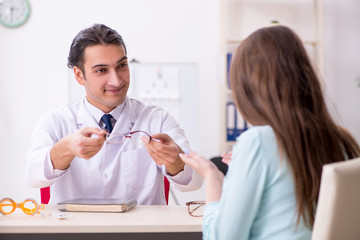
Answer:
[{"xmin": 129, "ymin": 130, "xmax": 161, "ymax": 142}]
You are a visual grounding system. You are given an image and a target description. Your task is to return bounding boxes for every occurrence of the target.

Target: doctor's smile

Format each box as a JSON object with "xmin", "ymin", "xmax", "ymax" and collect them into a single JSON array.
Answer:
[{"xmin": 104, "ymin": 86, "xmax": 125, "ymax": 94}]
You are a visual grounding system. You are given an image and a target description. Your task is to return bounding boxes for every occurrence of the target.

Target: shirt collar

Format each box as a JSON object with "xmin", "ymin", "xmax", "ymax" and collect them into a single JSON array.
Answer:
[{"xmin": 84, "ymin": 97, "xmax": 126, "ymax": 125}]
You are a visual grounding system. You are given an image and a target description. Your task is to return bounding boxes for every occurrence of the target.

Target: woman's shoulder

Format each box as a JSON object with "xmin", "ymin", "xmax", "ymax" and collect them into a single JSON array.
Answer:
[
  {"xmin": 238, "ymin": 125, "xmax": 276, "ymax": 144},
  {"xmin": 234, "ymin": 125, "xmax": 281, "ymax": 165}
]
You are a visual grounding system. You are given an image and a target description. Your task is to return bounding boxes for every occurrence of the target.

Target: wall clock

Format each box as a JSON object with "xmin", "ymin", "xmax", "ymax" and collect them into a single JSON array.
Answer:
[{"xmin": 0, "ymin": 0, "xmax": 31, "ymax": 28}]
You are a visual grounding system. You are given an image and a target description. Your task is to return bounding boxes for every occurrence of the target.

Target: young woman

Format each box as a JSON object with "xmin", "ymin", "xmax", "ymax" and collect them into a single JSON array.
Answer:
[{"xmin": 180, "ymin": 25, "xmax": 360, "ymax": 240}]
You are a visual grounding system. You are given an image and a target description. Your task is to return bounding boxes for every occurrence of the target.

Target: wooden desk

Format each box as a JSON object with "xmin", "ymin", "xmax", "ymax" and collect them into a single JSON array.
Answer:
[{"xmin": 0, "ymin": 205, "xmax": 202, "ymax": 240}]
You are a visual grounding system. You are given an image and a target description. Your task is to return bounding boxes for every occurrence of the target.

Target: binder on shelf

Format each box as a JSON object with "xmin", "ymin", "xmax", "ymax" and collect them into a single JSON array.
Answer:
[
  {"xmin": 226, "ymin": 101, "xmax": 248, "ymax": 141},
  {"xmin": 226, "ymin": 53, "xmax": 233, "ymax": 89}
]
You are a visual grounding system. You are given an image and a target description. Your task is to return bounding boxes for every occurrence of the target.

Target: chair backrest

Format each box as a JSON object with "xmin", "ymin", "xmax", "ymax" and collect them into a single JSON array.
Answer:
[
  {"xmin": 312, "ymin": 157, "xmax": 360, "ymax": 240},
  {"xmin": 41, "ymin": 176, "xmax": 170, "ymax": 205},
  {"xmin": 40, "ymin": 186, "xmax": 51, "ymax": 204}
]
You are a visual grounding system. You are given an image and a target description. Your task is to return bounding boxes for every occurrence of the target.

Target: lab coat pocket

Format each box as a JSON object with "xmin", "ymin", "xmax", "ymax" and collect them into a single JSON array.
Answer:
[{"xmin": 123, "ymin": 147, "xmax": 157, "ymax": 189}]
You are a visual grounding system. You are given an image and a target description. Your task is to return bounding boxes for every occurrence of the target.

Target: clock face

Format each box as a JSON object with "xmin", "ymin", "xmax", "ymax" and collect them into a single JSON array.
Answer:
[{"xmin": 0, "ymin": 0, "xmax": 31, "ymax": 28}]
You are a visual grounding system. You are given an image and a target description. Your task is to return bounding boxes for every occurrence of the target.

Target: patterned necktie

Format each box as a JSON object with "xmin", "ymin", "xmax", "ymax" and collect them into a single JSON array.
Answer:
[{"xmin": 101, "ymin": 114, "xmax": 113, "ymax": 133}]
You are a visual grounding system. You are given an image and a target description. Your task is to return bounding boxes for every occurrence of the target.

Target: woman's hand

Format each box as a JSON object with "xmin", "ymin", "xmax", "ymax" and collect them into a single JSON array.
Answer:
[
  {"xmin": 221, "ymin": 151, "xmax": 232, "ymax": 165},
  {"xmin": 180, "ymin": 151, "xmax": 224, "ymax": 202},
  {"xmin": 179, "ymin": 151, "xmax": 219, "ymax": 179}
]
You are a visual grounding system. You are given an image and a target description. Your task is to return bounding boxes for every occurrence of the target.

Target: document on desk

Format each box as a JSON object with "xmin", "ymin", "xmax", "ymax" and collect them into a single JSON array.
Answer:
[{"xmin": 58, "ymin": 198, "xmax": 137, "ymax": 213}]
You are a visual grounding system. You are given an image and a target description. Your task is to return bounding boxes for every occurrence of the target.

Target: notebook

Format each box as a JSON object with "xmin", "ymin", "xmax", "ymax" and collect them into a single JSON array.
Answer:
[{"xmin": 58, "ymin": 198, "xmax": 137, "ymax": 213}]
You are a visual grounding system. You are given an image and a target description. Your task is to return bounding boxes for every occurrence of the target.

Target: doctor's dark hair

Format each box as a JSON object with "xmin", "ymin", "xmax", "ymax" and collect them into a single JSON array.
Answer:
[
  {"xmin": 230, "ymin": 25, "xmax": 360, "ymax": 228},
  {"xmin": 67, "ymin": 23, "xmax": 127, "ymax": 74}
]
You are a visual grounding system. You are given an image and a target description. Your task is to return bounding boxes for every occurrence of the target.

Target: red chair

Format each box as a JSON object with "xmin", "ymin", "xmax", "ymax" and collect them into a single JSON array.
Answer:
[
  {"xmin": 40, "ymin": 176, "xmax": 170, "ymax": 204},
  {"xmin": 40, "ymin": 187, "xmax": 51, "ymax": 204}
]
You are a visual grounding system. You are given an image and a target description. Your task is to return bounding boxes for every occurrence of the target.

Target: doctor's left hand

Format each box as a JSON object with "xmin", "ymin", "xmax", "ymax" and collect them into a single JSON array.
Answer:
[{"xmin": 143, "ymin": 133, "xmax": 185, "ymax": 176}]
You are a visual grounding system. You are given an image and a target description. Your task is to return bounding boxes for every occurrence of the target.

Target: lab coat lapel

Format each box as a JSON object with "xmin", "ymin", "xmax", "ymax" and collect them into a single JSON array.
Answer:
[
  {"xmin": 111, "ymin": 98, "xmax": 136, "ymax": 135},
  {"xmin": 76, "ymin": 99, "xmax": 101, "ymax": 129}
]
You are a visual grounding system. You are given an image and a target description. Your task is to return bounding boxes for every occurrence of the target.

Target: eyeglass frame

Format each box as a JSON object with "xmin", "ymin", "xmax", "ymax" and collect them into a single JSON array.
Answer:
[
  {"xmin": 0, "ymin": 197, "xmax": 44, "ymax": 216},
  {"xmin": 105, "ymin": 130, "xmax": 160, "ymax": 144},
  {"xmin": 186, "ymin": 201, "xmax": 206, "ymax": 217}
]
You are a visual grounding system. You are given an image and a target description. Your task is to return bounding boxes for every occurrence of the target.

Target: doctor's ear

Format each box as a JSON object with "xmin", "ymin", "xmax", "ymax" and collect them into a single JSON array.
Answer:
[{"xmin": 74, "ymin": 66, "xmax": 85, "ymax": 85}]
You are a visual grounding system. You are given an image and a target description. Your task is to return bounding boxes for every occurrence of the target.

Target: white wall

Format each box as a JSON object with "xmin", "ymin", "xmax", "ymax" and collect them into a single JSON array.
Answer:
[
  {"xmin": 323, "ymin": 0, "xmax": 360, "ymax": 144},
  {"xmin": 0, "ymin": 0, "xmax": 222, "ymax": 202},
  {"xmin": 0, "ymin": 0, "xmax": 359, "ymax": 203}
]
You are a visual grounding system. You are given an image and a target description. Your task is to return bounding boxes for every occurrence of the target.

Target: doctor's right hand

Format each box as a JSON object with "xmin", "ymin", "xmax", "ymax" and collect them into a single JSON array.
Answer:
[
  {"xmin": 50, "ymin": 127, "xmax": 107, "ymax": 170},
  {"xmin": 67, "ymin": 127, "xmax": 107, "ymax": 159}
]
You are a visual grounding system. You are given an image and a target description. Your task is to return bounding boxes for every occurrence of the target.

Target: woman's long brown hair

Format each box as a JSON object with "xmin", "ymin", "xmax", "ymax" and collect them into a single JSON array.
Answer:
[{"xmin": 230, "ymin": 25, "xmax": 360, "ymax": 228}]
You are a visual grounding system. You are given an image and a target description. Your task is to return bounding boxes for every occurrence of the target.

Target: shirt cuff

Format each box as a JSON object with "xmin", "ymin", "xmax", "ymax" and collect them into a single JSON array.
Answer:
[
  {"xmin": 44, "ymin": 150, "xmax": 67, "ymax": 179},
  {"xmin": 204, "ymin": 201, "xmax": 219, "ymax": 215},
  {"xmin": 165, "ymin": 164, "xmax": 192, "ymax": 185}
]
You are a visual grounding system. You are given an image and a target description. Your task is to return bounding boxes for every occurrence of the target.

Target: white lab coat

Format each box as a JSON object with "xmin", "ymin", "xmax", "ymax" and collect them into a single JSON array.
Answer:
[{"xmin": 23, "ymin": 97, "xmax": 203, "ymax": 204}]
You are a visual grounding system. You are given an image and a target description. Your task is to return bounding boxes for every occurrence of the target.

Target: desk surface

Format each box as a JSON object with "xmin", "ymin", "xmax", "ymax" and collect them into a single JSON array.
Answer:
[{"xmin": 0, "ymin": 205, "xmax": 202, "ymax": 234}]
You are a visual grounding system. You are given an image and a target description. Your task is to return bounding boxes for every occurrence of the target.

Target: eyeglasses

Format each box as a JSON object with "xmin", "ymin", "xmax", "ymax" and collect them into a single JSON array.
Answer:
[
  {"xmin": 105, "ymin": 130, "xmax": 159, "ymax": 144},
  {"xmin": 186, "ymin": 201, "xmax": 206, "ymax": 217},
  {"xmin": 0, "ymin": 198, "xmax": 44, "ymax": 216}
]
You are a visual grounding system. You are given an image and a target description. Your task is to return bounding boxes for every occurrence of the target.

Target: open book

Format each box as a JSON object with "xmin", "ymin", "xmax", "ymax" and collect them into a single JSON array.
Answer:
[{"xmin": 58, "ymin": 198, "xmax": 137, "ymax": 213}]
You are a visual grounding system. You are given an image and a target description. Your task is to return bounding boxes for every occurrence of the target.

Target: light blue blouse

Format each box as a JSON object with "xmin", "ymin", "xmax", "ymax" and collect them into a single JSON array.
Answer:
[{"xmin": 203, "ymin": 126, "xmax": 312, "ymax": 240}]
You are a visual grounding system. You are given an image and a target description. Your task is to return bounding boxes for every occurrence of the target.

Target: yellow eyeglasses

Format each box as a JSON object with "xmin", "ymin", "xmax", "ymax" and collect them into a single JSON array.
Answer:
[{"xmin": 0, "ymin": 198, "xmax": 44, "ymax": 216}]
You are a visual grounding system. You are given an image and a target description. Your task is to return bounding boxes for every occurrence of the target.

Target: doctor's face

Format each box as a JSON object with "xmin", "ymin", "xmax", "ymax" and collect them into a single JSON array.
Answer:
[{"xmin": 74, "ymin": 44, "xmax": 130, "ymax": 113}]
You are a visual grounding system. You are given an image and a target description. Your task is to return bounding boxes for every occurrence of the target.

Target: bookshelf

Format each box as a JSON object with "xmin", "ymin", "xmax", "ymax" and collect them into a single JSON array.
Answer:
[{"xmin": 220, "ymin": 0, "xmax": 323, "ymax": 153}]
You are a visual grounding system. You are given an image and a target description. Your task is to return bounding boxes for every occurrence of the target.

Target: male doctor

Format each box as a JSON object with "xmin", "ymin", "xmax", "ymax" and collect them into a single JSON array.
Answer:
[{"xmin": 23, "ymin": 24, "xmax": 203, "ymax": 204}]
